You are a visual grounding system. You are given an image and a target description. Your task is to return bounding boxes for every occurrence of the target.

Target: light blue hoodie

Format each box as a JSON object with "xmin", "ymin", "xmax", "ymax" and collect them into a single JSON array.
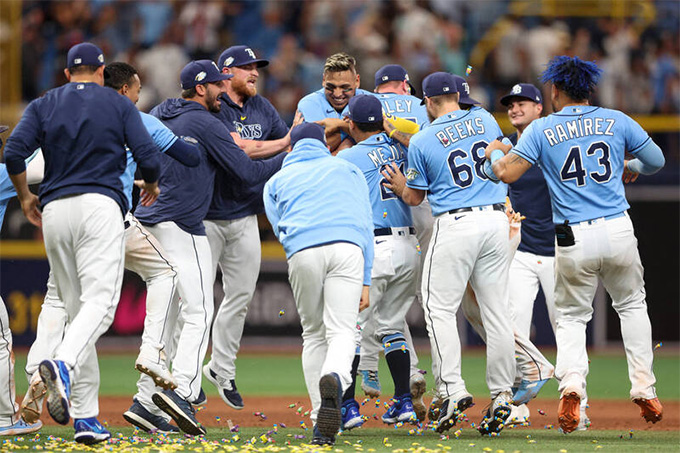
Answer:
[{"xmin": 263, "ymin": 138, "xmax": 374, "ymax": 285}]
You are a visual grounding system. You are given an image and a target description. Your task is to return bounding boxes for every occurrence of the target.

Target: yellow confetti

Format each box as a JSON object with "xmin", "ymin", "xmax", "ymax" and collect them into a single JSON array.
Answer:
[
  {"xmin": 655, "ymin": 342, "xmax": 663, "ymax": 350},
  {"xmin": 466, "ymin": 65, "xmax": 473, "ymax": 76}
]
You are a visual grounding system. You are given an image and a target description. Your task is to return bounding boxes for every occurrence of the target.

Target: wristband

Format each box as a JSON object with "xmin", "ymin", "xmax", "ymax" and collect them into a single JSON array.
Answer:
[{"xmin": 490, "ymin": 148, "xmax": 504, "ymax": 164}]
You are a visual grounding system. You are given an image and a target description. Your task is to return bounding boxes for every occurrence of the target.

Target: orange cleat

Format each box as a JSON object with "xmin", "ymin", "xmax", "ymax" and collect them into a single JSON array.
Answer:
[
  {"xmin": 558, "ymin": 392, "xmax": 581, "ymax": 433},
  {"xmin": 633, "ymin": 397, "xmax": 663, "ymax": 423}
]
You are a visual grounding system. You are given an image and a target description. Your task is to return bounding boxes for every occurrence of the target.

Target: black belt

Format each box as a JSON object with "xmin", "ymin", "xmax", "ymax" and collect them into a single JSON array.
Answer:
[
  {"xmin": 448, "ymin": 203, "xmax": 505, "ymax": 215},
  {"xmin": 374, "ymin": 227, "xmax": 416, "ymax": 236}
]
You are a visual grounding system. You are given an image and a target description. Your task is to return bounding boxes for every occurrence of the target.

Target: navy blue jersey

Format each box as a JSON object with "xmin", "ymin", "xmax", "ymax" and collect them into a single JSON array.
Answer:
[
  {"xmin": 4, "ymin": 82, "xmax": 160, "ymax": 215},
  {"xmin": 207, "ymin": 94, "xmax": 288, "ymax": 220},
  {"xmin": 134, "ymin": 98, "xmax": 284, "ymax": 235},
  {"xmin": 506, "ymin": 132, "xmax": 555, "ymax": 256}
]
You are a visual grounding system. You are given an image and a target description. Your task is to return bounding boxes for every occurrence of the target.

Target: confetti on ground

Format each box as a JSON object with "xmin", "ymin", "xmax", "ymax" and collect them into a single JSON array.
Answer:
[{"xmin": 538, "ymin": 409, "xmax": 546, "ymax": 415}]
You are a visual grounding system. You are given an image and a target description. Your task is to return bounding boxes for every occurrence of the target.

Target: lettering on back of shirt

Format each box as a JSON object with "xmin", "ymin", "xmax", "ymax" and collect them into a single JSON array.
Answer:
[
  {"xmin": 367, "ymin": 145, "xmax": 405, "ymax": 168},
  {"xmin": 381, "ymin": 99, "xmax": 413, "ymax": 115},
  {"xmin": 543, "ymin": 117, "xmax": 615, "ymax": 146},
  {"xmin": 435, "ymin": 117, "xmax": 485, "ymax": 147}
]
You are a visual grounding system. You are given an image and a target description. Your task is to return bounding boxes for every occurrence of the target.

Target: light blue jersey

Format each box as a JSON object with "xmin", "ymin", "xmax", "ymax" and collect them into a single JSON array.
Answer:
[
  {"xmin": 512, "ymin": 105, "xmax": 651, "ymax": 224},
  {"xmin": 406, "ymin": 108, "xmax": 506, "ymax": 216},
  {"xmin": 297, "ymin": 88, "xmax": 373, "ymax": 123},
  {"xmin": 121, "ymin": 111, "xmax": 178, "ymax": 210},
  {"xmin": 0, "ymin": 149, "xmax": 41, "ymax": 227},
  {"xmin": 371, "ymin": 92, "xmax": 429, "ymax": 128},
  {"xmin": 337, "ymin": 132, "xmax": 412, "ymax": 229}
]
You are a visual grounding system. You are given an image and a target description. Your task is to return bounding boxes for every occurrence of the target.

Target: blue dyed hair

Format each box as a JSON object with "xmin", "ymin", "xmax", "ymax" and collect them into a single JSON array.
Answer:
[{"xmin": 540, "ymin": 56, "xmax": 603, "ymax": 102}]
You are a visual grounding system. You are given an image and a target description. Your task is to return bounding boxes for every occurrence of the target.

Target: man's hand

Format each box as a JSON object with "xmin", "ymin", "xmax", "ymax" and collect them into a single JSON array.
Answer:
[
  {"xmin": 381, "ymin": 162, "xmax": 406, "ymax": 197},
  {"xmin": 484, "ymin": 139, "xmax": 512, "ymax": 159},
  {"xmin": 359, "ymin": 285, "xmax": 370, "ymax": 312},
  {"xmin": 623, "ymin": 159, "xmax": 639, "ymax": 183},
  {"xmin": 135, "ymin": 180, "xmax": 161, "ymax": 206},
  {"xmin": 230, "ymin": 132, "xmax": 246, "ymax": 150},
  {"xmin": 316, "ymin": 118, "xmax": 347, "ymax": 136},
  {"xmin": 19, "ymin": 193, "xmax": 41, "ymax": 227}
]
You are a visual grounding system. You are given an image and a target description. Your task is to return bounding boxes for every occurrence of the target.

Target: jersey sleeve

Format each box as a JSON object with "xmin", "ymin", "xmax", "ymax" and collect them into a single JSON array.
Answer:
[
  {"xmin": 297, "ymin": 95, "xmax": 325, "ymax": 123},
  {"xmin": 141, "ymin": 112, "xmax": 178, "ymax": 153},
  {"xmin": 405, "ymin": 139, "xmax": 429, "ymax": 190},
  {"xmin": 511, "ymin": 120, "xmax": 541, "ymax": 164},
  {"xmin": 3, "ymin": 101, "xmax": 42, "ymax": 175},
  {"xmin": 622, "ymin": 113, "xmax": 651, "ymax": 155},
  {"xmin": 263, "ymin": 178, "xmax": 281, "ymax": 237},
  {"xmin": 123, "ymin": 102, "xmax": 161, "ymax": 182},
  {"xmin": 264, "ymin": 98, "xmax": 289, "ymax": 140}
]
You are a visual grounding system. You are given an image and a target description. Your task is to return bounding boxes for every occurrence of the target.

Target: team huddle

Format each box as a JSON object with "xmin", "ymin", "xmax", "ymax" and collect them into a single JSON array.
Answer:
[{"xmin": 0, "ymin": 41, "xmax": 666, "ymax": 446}]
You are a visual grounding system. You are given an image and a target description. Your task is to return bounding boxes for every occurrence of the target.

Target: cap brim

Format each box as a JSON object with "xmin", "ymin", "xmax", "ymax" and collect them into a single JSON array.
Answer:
[
  {"xmin": 0, "ymin": 125, "xmax": 8, "ymax": 134},
  {"xmin": 460, "ymin": 96, "xmax": 480, "ymax": 105},
  {"xmin": 407, "ymin": 81, "xmax": 417, "ymax": 96},
  {"xmin": 235, "ymin": 59, "xmax": 268, "ymax": 68},
  {"xmin": 500, "ymin": 94, "xmax": 537, "ymax": 106}
]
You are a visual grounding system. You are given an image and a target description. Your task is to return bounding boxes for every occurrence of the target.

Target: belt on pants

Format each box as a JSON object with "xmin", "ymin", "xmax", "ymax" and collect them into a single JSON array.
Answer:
[
  {"xmin": 574, "ymin": 211, "xmax": 626, "ymax": 226},
  {"xmin": 374, "ymin": 226, "xmax": 416, "ymax": 237},
  {"xmin": 447, "ymin": 203, "xmax": 505, "ymax": 215}
]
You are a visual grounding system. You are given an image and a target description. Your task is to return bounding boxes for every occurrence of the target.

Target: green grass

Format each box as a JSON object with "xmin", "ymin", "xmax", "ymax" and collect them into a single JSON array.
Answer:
[
  {"xmin": 3, "ymin": 426, "xmax": 680, "ymax": 452},
  {"xmin": 13, "ymin": 350, "xmax": 680, "ymax": 400}
]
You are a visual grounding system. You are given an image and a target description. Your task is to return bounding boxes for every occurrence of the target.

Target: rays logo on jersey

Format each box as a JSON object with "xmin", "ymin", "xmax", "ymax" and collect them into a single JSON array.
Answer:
[{"xmin": 233, "ymin": 121, "xmax": 263, "ymax": 140}]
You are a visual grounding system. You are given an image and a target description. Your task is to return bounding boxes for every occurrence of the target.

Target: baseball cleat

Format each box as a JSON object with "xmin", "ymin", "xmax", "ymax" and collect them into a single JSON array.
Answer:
[
  {"xmin": 203, "ymin": 364, "xmax": 244, "ymax": 409},
  {"xmin": 359, "ymin": 369, "xmax": 381, "ymax": 398},
  {"xmin": 633, "ymin": 397, "xmax": 663, "ymax": 423},
  {"xmin": 124, "ymin": 399, "xmax": 180, "ymax": 434},
  {"xmin": 341, "ymin": 399, "xmax": 364, "ymax": 430},
  {"xmin": 310, "ymin": 424, "xmax": 335, "ymax": 446},
  {"xmin": 152, "ymin": 389, "xmax": 205, "ymax": 436},
  {"xmin": 557, "ymin": 391, "xmax": 581, "ymax": 434},
  {"xmin": 512, "ymin": 377, "xmax": 552, "ymax": 405},
  {"xmin": 436, "ymin": 393, "xmax": 474, "ymax": 433},
  {"xmin": 0, "ymin": 419, "xmax": 42, "ymax": 436},
  {"xmin": 409, "ymin": 373, "xmax": 427, "ymax": 422},
  {"xmin": 428, "ymin": 395, "xmax": 443, "ymax": 422},
  {"xmin": 74, "ymin": 417, "xmax": 110, "ymax": 445},
  {"xmin": 39, "ymin": 359, "xmax": 71, "ymax": 425},
  {"xmin": 316, "ymin": 373, "xmax": 342, "ymax": 438},
  {"xmin": 478, "ymin": 391, "xmax": 513, "ymax": 436},
  {"xmin": 504, "ymin": 403, "xmax": 530, "ymax": 427},
  {"xmin": 191, "ymin": 388, "xmax": 207, "ymax": 408},
  {"xmin": 135, "ymin": 354, "xmax": 177, "ymax": 390},
  {"xmin": 21, "ymin": 371, "xmax": 46, "ymax": 424},
  {"xmin": 382, "ymin": 395, "xmax": 417, "ymax": 424}
]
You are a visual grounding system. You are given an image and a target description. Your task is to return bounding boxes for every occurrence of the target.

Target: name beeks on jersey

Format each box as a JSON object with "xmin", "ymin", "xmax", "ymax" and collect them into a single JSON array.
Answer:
[
  {"xmin": 435, "ymin": 117, "xmax": 485, "ymax": 147},
  {"xmin": 233, "ymin": 121, "xmax": 263, "ymax": 140},
  {"xmin": 543, "ymin": 117, "xmax": 615, "ymax": 147}
]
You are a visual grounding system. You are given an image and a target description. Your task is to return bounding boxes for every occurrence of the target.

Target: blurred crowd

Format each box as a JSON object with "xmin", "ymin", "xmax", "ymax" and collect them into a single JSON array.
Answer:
[{"xmin": 20, "ymin": 0, "xmax": 680, "ymax": 121}]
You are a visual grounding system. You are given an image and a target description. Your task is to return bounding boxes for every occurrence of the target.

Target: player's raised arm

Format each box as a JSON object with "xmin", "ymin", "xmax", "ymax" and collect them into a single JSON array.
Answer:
[{"xmin": 483, "ymin": 139, "xmax": 532, "ymax": 183}]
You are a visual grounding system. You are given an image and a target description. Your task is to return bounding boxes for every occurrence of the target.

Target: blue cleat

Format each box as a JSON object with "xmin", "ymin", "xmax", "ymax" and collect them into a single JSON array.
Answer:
[
  {"xmin": 382, "ymin": 395, "xmax": 417, "ymax": 424},
  {"xmin": 512, "ymin": 378, "xmax": 551, "ymax": 406},
  {"xmin": 123, "ymin": 399, "xmax": 179, "ymax": 433},
  {"xmin": 74, "ymin": 417, "xmax": 110, "ymax": 445},
  {"xmin": 152, "ymin": 389, "xmax": 205, "ymax": 436},
  {"xmin": 341, "ymin": 399, "xmax": 364, "ymax": 430},
  {"xmin": 0, "ymin": 419, "xmax": 42, "ymax": 436},
  {"xmin": 39, "ymin": 359, "xmax": 71, "ymax": 425}
]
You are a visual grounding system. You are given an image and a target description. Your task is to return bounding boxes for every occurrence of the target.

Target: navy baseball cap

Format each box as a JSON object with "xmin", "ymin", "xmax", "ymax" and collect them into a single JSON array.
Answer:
[
  {"xmin": 346, "ymin": 95, "xmax": 383, "ymax": 124},
  {"xmin": 180, "ymin": 60, "xmax": 233, "ymax": 90},
  {"xmin": 218, "ymin": 45, "xmax": 269, "ymax": 69},
  {"xmin": 67, "ymin": 42, "xmax": 104, "ymax": 68},
  {"xmin": 500, "ymin": 83, "xmax": 543, "ymax": 106},
  {"xmin": 374, "ymin": 64, "xmax": 417, "ymax": 95},
  {"xmin": 421, "ymin": 72, "xmax": 458, "ymax": 104},
  {"xmin": 290, "ymin": 123, "xmax": 326, "ymax": 148},
  {"xmin": 451, "ymin": 74, "xmax": 480, "ymax": 106}
]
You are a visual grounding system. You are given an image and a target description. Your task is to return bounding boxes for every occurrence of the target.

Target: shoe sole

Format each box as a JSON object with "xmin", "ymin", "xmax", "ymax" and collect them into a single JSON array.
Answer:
[
  {"xmin": 436, "ymin": 396, "xmax": 473, "ymax": 433},
  {"xmin": 20, "ymin": 378, "xmax": 46, "ymax": 424},
  {"xmin": 202, "ymin": 365, "xmax": 244, "ymax": 410},
  {"xmin": 152, "ymin": 393, "xmax": 205, "ymax": 436},
  {"xmin": 39, "ymin": 361, "xmax": 70, "ymax": 425},
  {"xmin": 410, "ymin": 377, "xmax": 427, "ymax": 422},
  {"xmin": 479, "ymin": 404, "xmax": 512, "ymax": 435},
  {"xmin": 633, "ymin": 398, "xmax": 663, "ymax": 423},
  {"xmin": 513, "ymin": 379, "xmax": 551, "ymax": 405},
  {"xmin": 342, "ymin": 417, "xmax": 364, "ymax": 430},
  {"xmin": 0, "ymin": 420, "xmax": 42, "ymax": 436},
  {"xmin": 135, "ymin": 363, "xmax": 177, "ymax": 391},
  {"xmin": 123, "ymin": 410, "xmax": 179, "ymax": 434},
  {"xmin": 74, "ymin": 431, "xmax": 111, "ymax": 445},
  {"xmin": 317, "ymin": 374, "xmax": 341, "ymax": 438},
  {"xmin": 360, "ymin": 383, "xmax": 380, "ymax": 398},
  {"xmin": 428, "ymin": 400, "xmax": 442, "ymax": 423},
  {"xmin": 558, "ymin": 392, "xmax": 581, "ymax": 434}
]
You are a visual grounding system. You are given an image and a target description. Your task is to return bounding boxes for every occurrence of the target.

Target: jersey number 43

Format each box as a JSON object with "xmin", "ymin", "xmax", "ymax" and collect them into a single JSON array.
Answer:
[{"xmin": 560, "ymin": 141, "xmax": 612, "ymax": 186}]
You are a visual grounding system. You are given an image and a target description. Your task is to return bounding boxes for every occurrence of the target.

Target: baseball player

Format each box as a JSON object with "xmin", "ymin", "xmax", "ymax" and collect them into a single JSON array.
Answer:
[
  {"xmin": 4, "ymin": 42, "xmax": 161, "ymax": 443},
  {"xmin": 202, "ymin": 46, "xmax": 299, "ymax": 410},
  {"xmin": 351, "ymin": 64, "xmax": 428, "ymax": 420},
  {"xmin": 336, "ymin": 94, "xmax": 419, "ymax": 428},
  {"xmin": 263, "ymin": 123, "xmax": 373, "ymax": 446},
  {"xmin": 485, "ymin": 56, "xmax": 665, "ymax": 432},
  {"xmin": 296, "ymin": 53, "xmax": 372, "ymax": 153},
  {"xmin": 0, "ymin": 128, "xmax": 44, "ymax": 436},
  {"xmin": 383, "ymin": 72, "xmax": 516, "ymax": 435},
  {"xmin": 134, "ymin": 60, "xmax": 285, "ymax": 435}
]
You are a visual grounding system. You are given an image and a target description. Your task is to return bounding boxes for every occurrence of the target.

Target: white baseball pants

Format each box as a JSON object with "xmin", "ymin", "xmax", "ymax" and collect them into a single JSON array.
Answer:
[
  {"xmin": 204, "ymin": 215, "xmax": 260, "ymax": 381},
  {"xmin": 554, "ymin": 213, "xmax": 657, "ymax": 400},
  {"xmin": 288, "ymin": 242, "xmax": 364, "ymax": 421},
  {"xmin": 422, "ymin": 209, "xmax": 515, "ymax": 398},
  {"xmin": 41, "ymin": 194, "xmax": 125, "ymax": 406},
  {"xmin": 0, "ymin": 297, "xmax": 19, "ymax": 426},
  {"xmin": 141, "ymin": 222, "xmax": 213, "ymax": 402},
  {"xmin": 509, "ymin": 250, "xmax": 556, "ymax": 335}
]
